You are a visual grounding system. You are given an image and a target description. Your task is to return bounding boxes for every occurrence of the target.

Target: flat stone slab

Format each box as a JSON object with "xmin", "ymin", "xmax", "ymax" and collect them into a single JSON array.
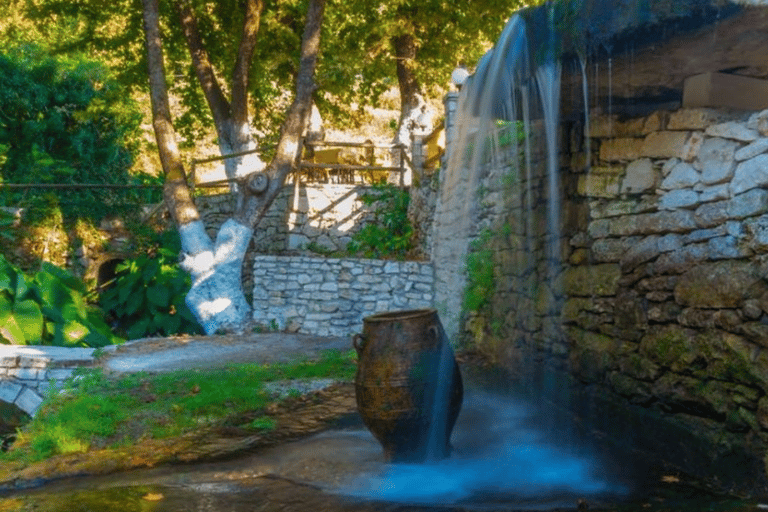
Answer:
[
  {"xmin": 101, "ymin": 333, "xmax": 353, "ymax": 374},
  {"xmin": 0, "ymin": 345, "xmax": 95, "ymax": 366}
]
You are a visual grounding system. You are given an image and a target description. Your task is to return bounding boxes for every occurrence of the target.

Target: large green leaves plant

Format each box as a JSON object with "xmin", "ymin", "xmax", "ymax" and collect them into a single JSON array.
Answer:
[
  {"xmin": 99, "ymin": 248, "xmax": 202, "ymax": 340},
  {"xmin": 0, "ymin": 256, "xmax": 121, "ymax": 347}
]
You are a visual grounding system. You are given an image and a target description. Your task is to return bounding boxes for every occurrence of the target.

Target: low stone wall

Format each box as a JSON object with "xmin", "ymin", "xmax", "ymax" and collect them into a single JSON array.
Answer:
[
  {"xmin": 0, "ymin": 346, "xmax": 95, "ymax": 417},
  {"xmin": 251, "ymin": 255, "xmax": 435, "ymax": 337}
]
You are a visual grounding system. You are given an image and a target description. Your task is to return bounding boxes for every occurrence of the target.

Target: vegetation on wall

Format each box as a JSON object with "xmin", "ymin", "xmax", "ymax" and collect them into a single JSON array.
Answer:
[
  {"xmin": 347, "ymin": 182, "xmax": 414, "ymax": 259},
  {"xmin": 0, "ymin": 255, "xmax": 121, "ymax": 347},
  {"xmin": 463, "ymin": 228, "xmax": 495, "ymax": 313}
]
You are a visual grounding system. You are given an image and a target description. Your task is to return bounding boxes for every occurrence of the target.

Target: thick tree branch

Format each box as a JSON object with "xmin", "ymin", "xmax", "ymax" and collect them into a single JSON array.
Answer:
[
  {"xmin": 393, "ymin": 33, "xmax": 422, "ymax": 125},
  {"xmin": 238, "ymin": 0, "xmax": 326, "ymax": 227},
  {"xmin": 141, "ymin": 0, "xmax": 199, "ymax": 226},
  {"xmin": 232, "ymin": 0, "xmax": 264, "ymax": 128},
  {"xmin": 174, "ymin": 0, "xmax": 232, "ymax": 132}
]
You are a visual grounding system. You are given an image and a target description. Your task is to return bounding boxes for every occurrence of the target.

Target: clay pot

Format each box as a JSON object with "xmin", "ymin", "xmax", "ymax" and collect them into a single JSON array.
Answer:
[{"xmin": 353, "ymin": 308, "xmax": 463, "ymax": 462}]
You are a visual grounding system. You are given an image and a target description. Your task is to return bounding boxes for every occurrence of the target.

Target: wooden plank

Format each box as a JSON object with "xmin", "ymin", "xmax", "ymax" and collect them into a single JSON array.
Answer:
[{"xmin": 298, "ymin": 163, "xmax": 403, "ymax": 172}]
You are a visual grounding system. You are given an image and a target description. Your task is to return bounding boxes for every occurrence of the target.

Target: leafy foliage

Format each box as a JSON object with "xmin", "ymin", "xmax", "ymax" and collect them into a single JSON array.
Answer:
[
  {"xmin": 0, "ymin": 255, "xmax": 121, "ymax": 347},
  {"xmin": 99, "ymin": 248, "xmax": 203, "ymax": 340},
  {"xmin": 0, "ymin": 44, "xmax": 143, "ymax": 221},
  {"xmin": 347, "ymin": 182, "xmax": 414, "ymax": 259},
  {"xmin": 463, "ymin": 229, "xmax": 495, "ymax": 312},
  {"xmin": 319, "ymin": 0, "xmax": 535, "ymax": 126}
]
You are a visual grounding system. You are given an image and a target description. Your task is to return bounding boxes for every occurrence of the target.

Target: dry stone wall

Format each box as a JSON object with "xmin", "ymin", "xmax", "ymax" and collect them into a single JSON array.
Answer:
[
  {"xmin": 450, "ymin": 106, "xmax": 768, "ymax": 493},
  {"xmin": 251, "ymin": 255, "xmax": 434, "ymax": 337},
  {"xmin": 565, "ymin": 107, "xmax": 768, "ymax": 490}
]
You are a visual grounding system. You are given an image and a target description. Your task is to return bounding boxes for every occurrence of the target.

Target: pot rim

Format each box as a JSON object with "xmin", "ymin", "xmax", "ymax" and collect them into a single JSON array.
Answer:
[{"xmin": 363, "ymin": 308, "xmax": 438, "ymax": 323}]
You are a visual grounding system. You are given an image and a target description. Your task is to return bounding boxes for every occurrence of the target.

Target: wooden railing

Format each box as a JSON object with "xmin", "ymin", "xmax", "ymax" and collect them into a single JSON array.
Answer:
[{"xmin": 298, "ymin": 140, "xmax": 408, "ymax": 185}]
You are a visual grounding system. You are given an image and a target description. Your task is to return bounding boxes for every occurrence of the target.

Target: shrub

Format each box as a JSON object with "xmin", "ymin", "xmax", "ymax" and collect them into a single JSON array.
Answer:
[
  {"xmin": 0, "ymin": 44, "xmax": 145, "ymax": 222},
  {"xmin": 347, "ymin": 182, "xmax": 414, "ymax": 259},
  {"xmin": 0, "ymin": 255, "xmax": 121, "ymax": 347},
  {"xmin": 99, "ymin": 247, "xmax": 203, "ymax": 340}
]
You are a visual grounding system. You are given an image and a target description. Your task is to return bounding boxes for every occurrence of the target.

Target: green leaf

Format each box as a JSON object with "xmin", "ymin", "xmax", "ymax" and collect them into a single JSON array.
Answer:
[
  {"xmin": 127, "ymin": 318, "xmax": 150, "ymax": 340},
  {"xmin": 62, "ymin": 319, "xmax": 89, "ymax": 346},
  {"xmin": 147, "ymin": 285, "xmax": 170, "ymax": 308},
  {"xmin": 39, "ymin": 261, "xmax": 85, "ymax": 293},
  {"xmin": 13, "ymin": 299, "xmax": 44, "ymax": 343}
]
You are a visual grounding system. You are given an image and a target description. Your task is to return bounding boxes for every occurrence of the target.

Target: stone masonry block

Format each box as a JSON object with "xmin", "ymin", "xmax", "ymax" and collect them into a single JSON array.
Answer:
[
  {"xmin": 668, "ymin": 108, "xmax": 734, "ymax": 130},
  {"xmin": 15, "ymin": 387, "xmax": 44, "ymax": 416},
  {"xmin": 641, "ymin": 131, "xmax": 698, "ymax": 160},
  {"xmin": 683, "ymin": 72, "xmax": 768, "ymax": 111},
  {"xmin": 0, "ymin": 380, "xmax": 22, "ymax": 403},
  {"xmin": 599, "ymin": 137, "xmax": 644, "ymax": 162}
]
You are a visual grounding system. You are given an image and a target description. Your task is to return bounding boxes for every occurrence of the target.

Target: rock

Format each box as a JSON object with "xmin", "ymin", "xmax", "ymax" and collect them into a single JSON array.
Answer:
[
  {"xmin": 699, "ymin": 183, "xmax": 730, "ymax": 203},
  {"xmin": 727, "ymin": 188, "xmax": 768, "ymax": 219},
  {"xmin": 621, "ymin": 158, "xmax": 656, "ymax": 193},
  {"xmin": 668, "ymin": 109, "xmax": 733, "ymax": 131},
  {"xmin": 742, "ymin": 299, "xmax": 763, "ymax": 320},
  {"xmin": 757, "ymin": 396, "xmax": 768, "ymax": 430},
  {"xmin": 620, "ymin": 235, "xmax": 660, "ymax": 271},
  {"xmin": 578, "ymin": 172, "xmax": 621, "ymax": 197},
  {"xmin": 599, "ymin": 137, "xmax": 644, "ymax": 161},
  {"xmin": 708, "ymin": 235, "xmax": 749, "ymax": 260},
  {"xmin": 562, "ymin": 264, "xmax": 621, "ymax": 297},
  {"xmin": 746, "ymin": 109, "xmax": 768, "ymax": 137},
  {"xmin": 730, "ymin": 155, "xmax": 768, "ymax": 196},
  {"xmin": 696, "ymin": 137, "xmax": 738, "ymax": 184},
  {"xmin": 641, "ymin": 131, "xmax": 700, "ymax": 160},
  {"xmin": 659, "ymin": 189, "xmax": 700, "ymax": 210},
  {"xmin": 705, "ymin": 122, "xmax": 759, "ymax": 142},
  {"xmin": 654, "ymin": 244, "xmax": 708, "ymax": 274},
  {"xmin": 694, "ymin": 200, "xmax": 729, "ymax": 228},
  {"xmin": 660, "ymin": 161, "xmax": 700, "ymax": 190},
  {"xmin": 735, "ymin": 138, "xmax": 768, "ymax": 161},
  {"xmin": 674, "ymin": 260, "xmax": 767, "ymax": 308}
]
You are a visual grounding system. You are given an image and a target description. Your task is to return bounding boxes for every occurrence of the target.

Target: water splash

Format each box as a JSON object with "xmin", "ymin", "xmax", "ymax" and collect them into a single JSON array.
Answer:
[{"xmin": 342, "ymin": 391, "xmax": 625, "ymax": 507}]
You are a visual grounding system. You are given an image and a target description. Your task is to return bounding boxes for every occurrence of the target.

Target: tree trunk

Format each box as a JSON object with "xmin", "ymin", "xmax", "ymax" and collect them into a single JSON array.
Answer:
[
  {"xmin": 175, "ymin": 0, "xmax": 266, "ymax": 191},
  {"xmin": 237, "ymin": 0, "xmax": 325, "ymax": 227},
  {"xmin": 142, "ymin": 0, "xmax": 325, "ymax": 335},
  {"xmin": 394, "ymin": 33, "xmax": 428, "ymax": 140},
  {"xmin": 392, "ymin": 33, "xmax": 429, "ymax": 183}
]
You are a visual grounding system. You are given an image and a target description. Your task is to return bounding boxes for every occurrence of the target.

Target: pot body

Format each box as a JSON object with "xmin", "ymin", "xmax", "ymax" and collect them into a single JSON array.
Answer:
[{"xmin": 353, "ymin": 308, "xmax": 463, "ymax": 462}]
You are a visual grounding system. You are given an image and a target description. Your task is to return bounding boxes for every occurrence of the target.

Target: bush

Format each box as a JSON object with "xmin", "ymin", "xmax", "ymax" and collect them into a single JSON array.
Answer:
[
  {"xmin": 347, "ymin": 182, "xmax": 414, "ymax": 259},
  {"xmin": 99, "ymin": 247, "xmax": 203, "ymax": 340},
  {"xmin": 0, "ymin": 255, "xmax": 121, "ymax": 347},
  {"xmin": 0, "ymin": 44, "xmax": 146, "ymax": 221}
]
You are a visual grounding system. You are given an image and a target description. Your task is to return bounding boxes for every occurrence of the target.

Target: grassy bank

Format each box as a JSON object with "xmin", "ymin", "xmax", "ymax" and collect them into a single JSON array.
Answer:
[{"xmin": 1, "ymin": 349, "xmax": 357, "ymax": 466}]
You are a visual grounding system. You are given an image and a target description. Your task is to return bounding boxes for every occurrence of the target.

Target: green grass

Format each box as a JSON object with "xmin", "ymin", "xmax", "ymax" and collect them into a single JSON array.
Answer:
[{"xmin": 2, "ymin": 349, "xmax": 357, "ymax": 464}]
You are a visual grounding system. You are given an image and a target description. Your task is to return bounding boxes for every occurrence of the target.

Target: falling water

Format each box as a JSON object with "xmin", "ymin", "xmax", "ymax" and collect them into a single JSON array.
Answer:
[
  {"xmin": 423, "ymin": 323, "xmax": 458, "ymax": 461},
  {"xmin": 579, "ymin": 54, "xmax": 591, "ymax": 172}
]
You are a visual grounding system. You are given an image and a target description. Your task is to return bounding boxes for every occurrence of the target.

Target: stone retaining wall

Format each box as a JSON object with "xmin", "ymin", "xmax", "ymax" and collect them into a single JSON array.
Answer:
[
  {"xmin": 0, "ymin": 346, "xmax": 95, "ymax": 417},
  {"xmin": 458, "ymin": 106, "xmax": 768, "ymax": 493},
  {"xmin": 251, "ymin": 255, "xmax": 435, "ymax": 337}
]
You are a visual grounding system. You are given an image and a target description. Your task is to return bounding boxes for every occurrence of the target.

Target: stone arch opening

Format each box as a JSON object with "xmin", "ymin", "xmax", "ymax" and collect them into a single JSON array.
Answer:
[{"xmin": 96, "ymin": 257, "xmax": 126, "ymax": 288}]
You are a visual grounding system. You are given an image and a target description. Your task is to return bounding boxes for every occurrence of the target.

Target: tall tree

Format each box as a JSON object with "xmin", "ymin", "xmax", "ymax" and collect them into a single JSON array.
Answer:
[
  {"xmin": 320, "ymin": 1, "xmax": 532, "ymax": 146},
  {"xmin": 141, "ymin": 0, "xmax": 325, "ymax": 333}
]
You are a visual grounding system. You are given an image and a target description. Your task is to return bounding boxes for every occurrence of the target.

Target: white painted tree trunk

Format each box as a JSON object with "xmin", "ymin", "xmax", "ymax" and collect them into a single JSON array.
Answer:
[
  {"xmin": 178, "ymin": 218, "xmax": 253, "ymax": 334},
  {"xmin": 220, "ymin": 122, "xmax": 267, "ymax": 193}
]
